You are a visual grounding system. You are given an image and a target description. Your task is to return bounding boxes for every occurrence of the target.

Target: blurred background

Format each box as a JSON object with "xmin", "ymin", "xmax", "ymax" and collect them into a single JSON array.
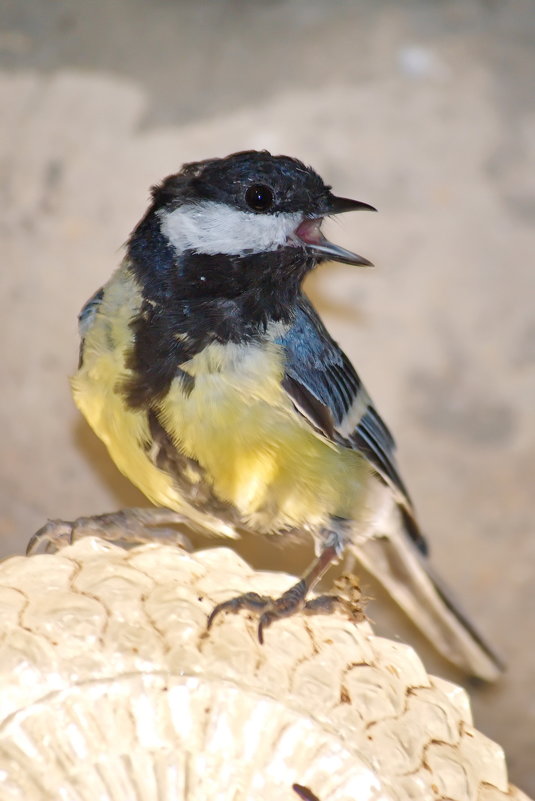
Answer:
[{"xmin": 1, "ymin": 0, "xmax": 534, "ymax": 792}]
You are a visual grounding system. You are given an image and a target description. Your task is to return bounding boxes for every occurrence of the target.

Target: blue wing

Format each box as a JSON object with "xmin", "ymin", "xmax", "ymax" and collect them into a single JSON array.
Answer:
[
  {"xmin": 77, "ymin": 287, "xmax": 105, "ymax": 367},
  {"xmin": 277, "ymin": 295, "xmax": 427, "ymax": 553}
]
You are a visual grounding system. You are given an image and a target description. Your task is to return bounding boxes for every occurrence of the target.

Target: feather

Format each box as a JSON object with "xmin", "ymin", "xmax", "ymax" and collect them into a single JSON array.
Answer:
[{"xmin": 277, "ymin": 295, "xmax": 425, "ymax": 551}]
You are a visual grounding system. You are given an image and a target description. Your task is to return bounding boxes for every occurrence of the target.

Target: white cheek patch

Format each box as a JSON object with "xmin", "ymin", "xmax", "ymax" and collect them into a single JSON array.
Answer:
[{"xmin": 158, "ymin": 201, "xmax": 302, "ymax": 257}]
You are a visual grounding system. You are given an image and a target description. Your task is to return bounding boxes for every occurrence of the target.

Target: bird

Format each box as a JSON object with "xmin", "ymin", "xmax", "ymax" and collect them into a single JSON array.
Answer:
[{"xmin": 36, "ymin": 150, "xmax": 502, "ymax": 680}]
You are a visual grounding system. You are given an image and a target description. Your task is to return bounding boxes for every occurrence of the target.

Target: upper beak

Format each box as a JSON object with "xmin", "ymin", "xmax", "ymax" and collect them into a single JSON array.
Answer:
[
  {"xmin": 294, "ymin": 193, "xmax": 376, "ymax": 266},
  {"xmin": 326, "ymin": 195, "xmax": 377, "ymax": 215}
]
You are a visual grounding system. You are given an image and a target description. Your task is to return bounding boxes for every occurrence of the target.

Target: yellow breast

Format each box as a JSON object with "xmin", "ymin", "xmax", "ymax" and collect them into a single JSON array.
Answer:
[
  {"xmin": 158, "ymin": 338, "xmax": 371, "ymax": 532},
  {"xmin": 72, "ymin": 267, "xmax": 372, "ymax": 536},
  {"xmin": 72, "ymin": 269, "xmax": 185, "ymax": 511}
]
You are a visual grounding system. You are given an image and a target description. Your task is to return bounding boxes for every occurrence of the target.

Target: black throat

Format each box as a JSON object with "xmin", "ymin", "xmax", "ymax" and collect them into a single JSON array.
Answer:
[{"xmin": 123, "ymin": 209, "xmax": 314, "ymax": 409}]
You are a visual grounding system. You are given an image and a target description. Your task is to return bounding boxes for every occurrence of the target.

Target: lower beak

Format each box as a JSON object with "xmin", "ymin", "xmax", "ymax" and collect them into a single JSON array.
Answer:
[
  {"xmin": 300, "ymin": 232, "xmax": 374, "ymax": 266},
  {"xmin": 294, "ymin": 197, "xmax": 375, "ymax": 266}
]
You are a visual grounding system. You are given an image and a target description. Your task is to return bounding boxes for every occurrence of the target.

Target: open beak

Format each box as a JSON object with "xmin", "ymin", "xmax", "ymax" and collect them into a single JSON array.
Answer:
[{"xmin": 294, "ymin": 194, "xmax": 376, "ymax": 266}]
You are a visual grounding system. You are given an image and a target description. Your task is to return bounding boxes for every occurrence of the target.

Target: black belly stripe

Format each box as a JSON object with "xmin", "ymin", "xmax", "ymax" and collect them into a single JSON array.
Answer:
[{"xmin": 145, "ymin": 409, "xmax": 239, "ymax": 522}]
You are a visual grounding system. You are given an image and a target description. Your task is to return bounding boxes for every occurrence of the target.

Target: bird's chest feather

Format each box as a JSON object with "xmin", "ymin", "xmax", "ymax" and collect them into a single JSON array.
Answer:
[
  {"xmin": 158, "ymin": 341, "xmax": 365, "ymax": 528},
  {"xmin": 159, "ymin": 342, "xmax": 296, "ymax": 509}
]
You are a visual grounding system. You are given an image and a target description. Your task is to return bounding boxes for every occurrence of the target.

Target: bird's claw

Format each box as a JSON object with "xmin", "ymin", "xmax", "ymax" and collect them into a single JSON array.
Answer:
[
  {"xmin": 26, "ymin": 508, "xmax": 193, "ymax": 555},
  {"xmin": 26, "ymin": 519, "xmax": 78, "ymax": 555},
  {"xmin": 207, "ymin": 589, "xmax": 304, "ymax": 643},
  {"xmin": 206, "ymin": 576, "xmax": 364, "ymax": 643}
]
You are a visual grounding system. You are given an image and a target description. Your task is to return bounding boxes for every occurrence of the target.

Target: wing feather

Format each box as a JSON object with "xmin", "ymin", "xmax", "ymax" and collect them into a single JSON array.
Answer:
[
  {"xmin": 77, "ymin": 287, "xmax": 105, "ymax": 368},
  {"xmin": 277, "ymin": 295, "xmax": 425, "ymax": 551}
]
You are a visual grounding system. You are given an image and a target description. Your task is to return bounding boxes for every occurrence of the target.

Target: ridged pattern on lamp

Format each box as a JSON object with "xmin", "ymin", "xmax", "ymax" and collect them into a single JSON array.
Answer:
[{"xmin": 0, "ymin": 539, "xmax": 529, "ymax": 801}]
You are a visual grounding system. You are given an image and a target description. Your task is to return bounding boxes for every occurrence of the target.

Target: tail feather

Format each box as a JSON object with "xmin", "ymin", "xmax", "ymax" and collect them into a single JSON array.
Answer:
[{"xmin": 352, "ymin": 522, "xmax": 504, "ymax": 682}]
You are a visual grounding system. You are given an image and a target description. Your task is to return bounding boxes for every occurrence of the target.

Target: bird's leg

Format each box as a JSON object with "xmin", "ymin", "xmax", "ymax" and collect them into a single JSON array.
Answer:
[
  {"xmin": 26, "ymin": 507, "xmax": 193, "ymax": 555},
  {"xmin": 207, "ymin": 523, "xmax": 365, "ymax": 642}
]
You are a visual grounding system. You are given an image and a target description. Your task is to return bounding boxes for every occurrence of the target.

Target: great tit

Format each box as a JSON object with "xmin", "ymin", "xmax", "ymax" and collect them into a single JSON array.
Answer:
[{"xmin": 39, "ymin": 150, "xmax": 502, "ymax": 680}]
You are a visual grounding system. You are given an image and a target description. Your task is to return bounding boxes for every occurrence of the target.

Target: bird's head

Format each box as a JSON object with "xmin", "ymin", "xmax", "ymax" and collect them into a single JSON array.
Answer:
[
  {"xmin": 124, "ymin": 152, "xmax": 376, "ymax": 396},
  {"xmin": 135, "ymin": 150, "xmax": 374, "ymax": 271}
]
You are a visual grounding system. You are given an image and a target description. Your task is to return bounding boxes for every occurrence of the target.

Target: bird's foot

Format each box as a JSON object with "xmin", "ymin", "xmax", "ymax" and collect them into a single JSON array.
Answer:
[
  {"xmin": 207, "ymin": 579, "xmax": 307, "ymax": 644},
  {"xmin": 207, "ymin": 574, "xmax": 365, "ymax": 643},
  {"xmin": 26, "ymin": 507, "xmax": 193, "ymax": 555}
]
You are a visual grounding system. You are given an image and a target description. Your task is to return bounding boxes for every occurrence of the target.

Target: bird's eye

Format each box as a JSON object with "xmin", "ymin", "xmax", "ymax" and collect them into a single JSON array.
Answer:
[{"xmin": 245, "ymin": 184, "xmax": 274, "ymax": 212}]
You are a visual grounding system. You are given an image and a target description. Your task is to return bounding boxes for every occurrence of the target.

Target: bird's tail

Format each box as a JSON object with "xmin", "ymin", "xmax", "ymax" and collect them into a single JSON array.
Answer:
[{"xmin": 352, "ymin": 517, "xmax": 504, "ymax": 682}]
